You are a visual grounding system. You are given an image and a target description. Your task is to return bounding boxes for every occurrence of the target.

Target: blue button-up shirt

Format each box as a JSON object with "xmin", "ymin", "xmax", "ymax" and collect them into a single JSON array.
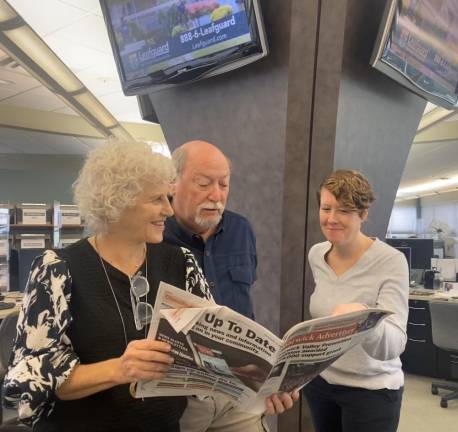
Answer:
[{"xmin": 164, "ymin": 210, "xmax": 257, "ymax": 319}]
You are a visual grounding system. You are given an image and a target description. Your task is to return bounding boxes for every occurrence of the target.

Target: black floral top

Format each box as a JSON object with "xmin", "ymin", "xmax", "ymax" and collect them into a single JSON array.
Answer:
[{"xmin": 3, "ymin": 240, "xmax": 212, "ymax": 429}]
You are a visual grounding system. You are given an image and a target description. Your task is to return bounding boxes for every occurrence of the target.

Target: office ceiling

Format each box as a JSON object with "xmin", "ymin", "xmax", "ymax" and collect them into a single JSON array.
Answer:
[
  {"xmin": 2, "ymin": 0, "xmax": 142, "ymax": 122},
  {"xmin": 399, "ymin": 104, "xmax": 458, "ymax": 199},
  {"xmin": 0, "ymin": 125, "xmax": 101, "ymax": 155},
  {"xmin": 0, "ymin": 0, "xmax": 166, "ymax": 152},
  {"xmin": 0, "ymin": 1, "xmax": 457, "ymax": 197}
]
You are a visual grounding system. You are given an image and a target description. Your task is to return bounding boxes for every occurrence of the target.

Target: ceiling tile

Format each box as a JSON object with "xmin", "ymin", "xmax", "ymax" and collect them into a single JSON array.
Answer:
[
  {"xmin": 44, "ymin": 34, "xmax": 110, "ymax": 72},
  {"xmin": 0, "ymin": 68, "xmax": 40, "ymax": 99},
  {"xmin": 401, "ymin": 140, "xmax": 458, "ymax": 187},
  {"xmin": 30, "ymin": 132, "xmax": 90, "ymax": 155},
  {"xmin": 51, "ymin": 13, "xmax": 112, "ymax": 53},
  {"xmin": 75, "ymin": 69, "xmax": 122, "ymax": 97},
  {"xmin": 77, "ymin": 137, "xmax": 104, "ymax": 150},
  {"xmin": 0, "ymin": 87, "xmax": 19, "ymax": 100},
  {"xmin": 8, "ymin": 0, "xmax": 88, "ymax": 37},
  {"xmin": 3, "ymin": 86, "xmax": 67, "ymax": 111},
  {"xmin": 59, "ymin": 0, "xmax": 100, "ymax": 13},
  {"xmin": 98, "ymin": 92, "xmax": 141, "ymax": 119},
  {"xmin": 52, "ymin": 106, "xmax": 78, "ymax": 115}
]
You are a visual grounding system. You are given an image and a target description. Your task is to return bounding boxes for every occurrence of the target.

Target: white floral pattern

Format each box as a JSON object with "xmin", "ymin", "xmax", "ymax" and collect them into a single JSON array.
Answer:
[{"xmin": 181, "ymin": 247, "xmax": 213, "ymax": 301}]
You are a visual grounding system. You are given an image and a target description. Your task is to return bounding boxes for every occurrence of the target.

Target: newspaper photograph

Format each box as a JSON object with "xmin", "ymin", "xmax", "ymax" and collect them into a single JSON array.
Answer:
[{"xmin": 134, "ymin": 283, "xmax": 392, "ymax": 413}]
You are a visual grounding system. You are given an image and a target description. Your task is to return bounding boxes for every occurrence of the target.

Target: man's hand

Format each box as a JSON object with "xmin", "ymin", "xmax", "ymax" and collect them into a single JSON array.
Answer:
[{"xmin": 264, "ymin": 390, "xmax": 300, "ymax": 415}]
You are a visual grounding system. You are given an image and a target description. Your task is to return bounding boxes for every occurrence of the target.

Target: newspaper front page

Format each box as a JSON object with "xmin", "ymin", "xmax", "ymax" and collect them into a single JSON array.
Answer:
[{"xmin": 135, "ymin": 283, "xmax": 391, "ymax": 413}]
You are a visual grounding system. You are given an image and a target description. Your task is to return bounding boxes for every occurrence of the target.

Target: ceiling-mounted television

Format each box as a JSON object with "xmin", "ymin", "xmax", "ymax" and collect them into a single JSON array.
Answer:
[
  {"xmin": 370, "ymin": 0, "xmax": 458, "ymax": 109},
  {"xmin": 99, "ymin": 0, "xmax": 268, "ymax": 95}
]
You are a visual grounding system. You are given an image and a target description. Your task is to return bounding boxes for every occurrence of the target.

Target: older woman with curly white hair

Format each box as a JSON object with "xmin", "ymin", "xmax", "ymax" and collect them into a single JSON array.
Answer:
[{"xmin": 4, "ymin": 140, "xmax": 212, "ymax": 432}]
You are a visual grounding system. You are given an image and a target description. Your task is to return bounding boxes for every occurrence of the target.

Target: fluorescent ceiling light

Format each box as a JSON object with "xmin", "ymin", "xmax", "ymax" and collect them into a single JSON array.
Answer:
[
  {"xmin": 4, "ymin": 26, "xmax": 83, "ymax": 93},
  {"xmin": 0, "ymin": 0, "xmax": 132, "ymax": 140},
  {"xmin": 109, "ymin": 125, "xmax": 133, "ymax": 141},
  {"xmin": 74, "ymin": 92, "xmax": 117, "ymax": 129},
  {"xmin": 397, "ymin": 177, "xmax": 458, "ymax": 198},
  {"xmin": 0, "ymin": 0, "xmax": 16, "ymax": 22}
]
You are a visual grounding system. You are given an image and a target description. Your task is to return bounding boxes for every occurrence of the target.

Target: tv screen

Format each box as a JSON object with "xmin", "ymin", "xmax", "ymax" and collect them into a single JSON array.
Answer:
[
  {"xmin": 100, "ymin": 0, "xmax": 268, "ymax": 95},
  {"xmin": 370, "ymin": 0, "xmax": 458, "ymax": 109}
]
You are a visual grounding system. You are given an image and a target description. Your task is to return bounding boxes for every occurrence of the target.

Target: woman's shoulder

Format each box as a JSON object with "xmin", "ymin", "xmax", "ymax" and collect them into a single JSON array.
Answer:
[
  {"xmin": 309, "ymin": 241, "xmax": 331, "ymax": 260},
  {"xmin": 148, "ymin": 241, "xmax": 187, "ymax": 260},
  {"xmin": 32, "ymin": 249, "xmax": 68, "ymax": 273},
  {"xmin": 147, "ymin": 243, "xmax": 194, "ymax": 276},
  {"xmin": 28, "ymin": 249, "xmax": 73, "ymax": 286},
  {"xmin": 369, "ymin": 238, "xmax": 409, "ymax": 270},
  {"xmin": 371, "ymin": 238, "xmax": 404, "ymax": 258}
]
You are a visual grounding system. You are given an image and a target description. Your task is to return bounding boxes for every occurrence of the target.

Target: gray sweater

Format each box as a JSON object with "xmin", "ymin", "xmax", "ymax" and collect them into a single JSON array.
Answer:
[{"xmin": 308, "ymin": 238, "xmax": 409, "ymax": 390}]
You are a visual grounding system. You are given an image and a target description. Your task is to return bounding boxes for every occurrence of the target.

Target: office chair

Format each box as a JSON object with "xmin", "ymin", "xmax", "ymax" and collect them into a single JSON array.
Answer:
[{"xmin": 430, "ymin": 300, "xmax": 458, "ymax": 408}]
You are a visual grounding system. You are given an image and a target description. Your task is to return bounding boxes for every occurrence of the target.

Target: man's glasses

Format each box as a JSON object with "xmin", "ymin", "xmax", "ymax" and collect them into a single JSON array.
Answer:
[{"xmin": 130, "ymin": 275, "xmax": 153, "ymax": 331}]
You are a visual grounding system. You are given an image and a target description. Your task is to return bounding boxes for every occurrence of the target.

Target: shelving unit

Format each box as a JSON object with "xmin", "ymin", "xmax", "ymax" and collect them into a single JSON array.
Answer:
[
  {"xmin": 0, "ymin": 203, "xmax": 10, "ymax": 293},
  {"xmin": 53, "ymin": 201, "xmax": 85, "ymax": 248},
  {"xmin": 6, "ymin": 202, "xmax": 85, "ymax": 291}
]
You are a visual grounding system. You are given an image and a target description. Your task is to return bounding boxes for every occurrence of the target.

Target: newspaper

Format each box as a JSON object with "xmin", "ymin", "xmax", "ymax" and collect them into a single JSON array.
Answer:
[{"xmin": 134, "ymin": 282, "xmax": 392, "ymax": 413}]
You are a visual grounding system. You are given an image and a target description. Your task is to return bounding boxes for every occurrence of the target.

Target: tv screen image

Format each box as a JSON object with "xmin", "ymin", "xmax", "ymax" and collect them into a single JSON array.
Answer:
[
  {"xmin": 371, "ymin": 0, "xmax": 458, "ymax": 109},
  {"xmin": 100, "ymin": 0, "xmax": 268, "ymax": 95}
]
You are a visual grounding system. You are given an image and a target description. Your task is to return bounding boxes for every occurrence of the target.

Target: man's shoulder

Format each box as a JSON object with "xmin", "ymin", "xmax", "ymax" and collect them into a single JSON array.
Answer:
[
  {"xmin": 163, "ymin": 216, "xmax": 187, "ymax": 244},
  {"xmin": 223, "ymin": 210, "xmax": 253, "ymax": 231},
  {"xmin": 164, "ymin": 215, "xmax": 179, "ymax": 232},
  {"xmin": 148, "ymin": 241, "xmax": 184, "ymax": 261}
]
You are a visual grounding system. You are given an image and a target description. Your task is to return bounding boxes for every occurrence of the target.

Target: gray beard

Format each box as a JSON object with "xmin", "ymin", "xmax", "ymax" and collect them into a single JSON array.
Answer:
[{"xmin": 194, "ymin": 213, "xmax": 222, "ymax": 230}]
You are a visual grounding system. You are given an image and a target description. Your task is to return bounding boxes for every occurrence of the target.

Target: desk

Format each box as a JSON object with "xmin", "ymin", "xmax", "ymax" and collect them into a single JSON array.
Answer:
[
  {"xmin": 0, "ymin": 292, "xmax": 22, "ymax": 320},
  {"xmin": 402, "ymin": 288, "xmax": 458, "ymax": 378}
]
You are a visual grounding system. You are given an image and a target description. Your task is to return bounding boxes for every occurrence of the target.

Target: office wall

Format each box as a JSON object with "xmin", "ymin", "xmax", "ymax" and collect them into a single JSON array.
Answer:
[
  {"xmin": 390, "ymin": 192, "xmax": 458, "ymax": 238},
  {"xmin": 388, "ymin": 201, "xmax": 418, "ymax": 234},
  {"xmin": 0, "ymin": 154, "xmax": 83, "ymax": 204}
]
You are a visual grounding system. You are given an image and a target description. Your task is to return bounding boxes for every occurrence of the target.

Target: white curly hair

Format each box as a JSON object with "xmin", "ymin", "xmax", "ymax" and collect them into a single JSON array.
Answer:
[{"xmin": 73, "ymin": 140, "xmax": 175, "ymax": 233}]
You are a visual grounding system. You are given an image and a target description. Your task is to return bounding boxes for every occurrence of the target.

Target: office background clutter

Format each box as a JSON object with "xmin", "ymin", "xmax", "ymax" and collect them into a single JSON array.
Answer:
[{"xmin": 0, "ymin": 0, "xmax": 458, "ymax": 431}]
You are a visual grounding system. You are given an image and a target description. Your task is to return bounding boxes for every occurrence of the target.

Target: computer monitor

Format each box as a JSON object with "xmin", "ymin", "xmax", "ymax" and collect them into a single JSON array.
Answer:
[{"xmin": 385, "ymin": 238, "xmax": 434, "ymax": 269}]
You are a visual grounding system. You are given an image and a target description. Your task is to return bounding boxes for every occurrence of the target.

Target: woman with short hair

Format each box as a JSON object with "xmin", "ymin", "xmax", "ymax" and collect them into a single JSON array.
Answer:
[
  {"xmin": 3, "ymin": 140, "xmax": 211, "ymax": 432},
  {"xmin": 303, "ymin": 169, "xmax": 409, "ymax": 432}
]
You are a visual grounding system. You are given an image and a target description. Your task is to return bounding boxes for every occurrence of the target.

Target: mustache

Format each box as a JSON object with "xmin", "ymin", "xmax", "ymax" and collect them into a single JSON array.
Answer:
[{"xmin": 197, "ymin": 202, "xmax": 224, "ymax": 212}]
